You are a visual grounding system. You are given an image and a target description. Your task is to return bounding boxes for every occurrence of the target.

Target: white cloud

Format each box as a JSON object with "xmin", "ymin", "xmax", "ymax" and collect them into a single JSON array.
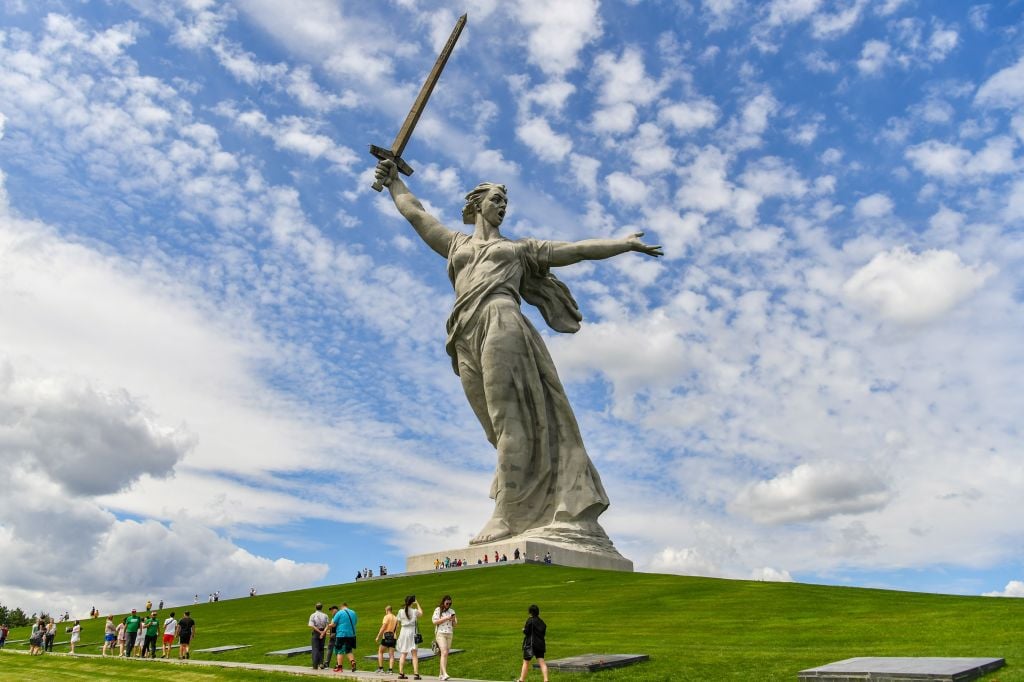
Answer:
[
  {"xmin": 516, "ymin": 116, "xmax": 573, "ymax": 162},
  {"xmin": 569, "ymin": 153, "xmax": 601, "ymax": 195},
  {"xmin": 658, "ymin": 98, "xmax": 720, "ymax": 135},
  {"xmin": 875, "ymin": 0, "xmax": 909, "ymax": 16},
  {"xmin": 593, "ymin": 47, "xmax": 663, "ymax": 108},
  {"xmin": 975, "ymin": 56, "xmax": 1024, "ymax": 109},
  {"xmin": 983, "ymin": 580, "xmax": 1024, "ymax": 598},
  {"xmin": 606, "ymin": 171, "xmax": 649, "ymax": 206},
  {"xmin": 765, "ymin": 0, "xmax": 822, "ymax": 27},
  {"xmin": 592, "ymin": 102, "xmax": 637, "ymax": 134},
  {"xmin": 811, "ymin": 0, "xmax": 867, "ymax": 39},
  {"xmin": 928, "ymin": 27, "xmax": 959, "ymax": 61},
  {"xmin": 843, "ymin": 247, "xmax": 994, "ymax": 325},
  {"xmin": 857, "ymin": 39, "xmax": 891, "ymax": 75},
  {"xmin": 905, "ymin": 137, "xmax": 1018, "ymax": 181},
  {"xmin": 516, "ymin": 0, "xmax": 602, "ymax": 76},
  {"xmin": 645, "ymin": 208, "xmax": 704, "ymax": 258},
  {"xmin": 751, "ymin": 566, "xmax": 794, "ymax": 582},
  {"xmin": 649, "ymin": 546, "xmax": 721, "ymax": 576},
  {"xmin": 732, "ymin": 461, "xmax": 892, "ymax": 524},
  {"xmin": 854, "ymin": 193, "xmax": 894, "ymax": 218}
]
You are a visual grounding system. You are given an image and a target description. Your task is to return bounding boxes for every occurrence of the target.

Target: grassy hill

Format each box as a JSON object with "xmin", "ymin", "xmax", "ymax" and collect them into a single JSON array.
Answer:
[{"xmin": 2, "ymin": 563, "xmax": 1022, "ymax": 681}]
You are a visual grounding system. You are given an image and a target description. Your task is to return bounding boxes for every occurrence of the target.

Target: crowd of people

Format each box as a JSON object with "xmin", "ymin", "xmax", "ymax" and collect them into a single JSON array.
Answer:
[
  {"xmin": 433, "ymin": 548, "xmax": 554, "ymax": 569},
  {"xmin": 307, "ymin": 595, "xmax": 549, "ymax": 682},
  {"xmin": 354, "ymin": 565, "xmax": 389, "ymax": 580}
]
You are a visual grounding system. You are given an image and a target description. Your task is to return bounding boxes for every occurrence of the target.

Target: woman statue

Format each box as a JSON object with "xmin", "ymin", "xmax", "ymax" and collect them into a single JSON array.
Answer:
[{"xmin": 375, "ymin": 160, "xmax": 662, "ymax": 551}]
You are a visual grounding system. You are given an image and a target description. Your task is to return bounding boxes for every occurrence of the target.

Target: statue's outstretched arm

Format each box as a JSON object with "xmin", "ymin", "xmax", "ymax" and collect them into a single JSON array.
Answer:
[
  {"xmin": 375, "ymin": 159, "xmax": 456, "ymax": 257},
  {"xmin": 547, "ymin": 232, "xmax": 663, "ymax": 267}
]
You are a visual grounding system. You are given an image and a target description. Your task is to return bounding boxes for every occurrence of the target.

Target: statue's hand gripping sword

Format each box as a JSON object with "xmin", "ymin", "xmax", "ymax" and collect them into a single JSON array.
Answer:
[{"xmin": 369, "ymin": 13, "xmax": 467, "ymax": 191}]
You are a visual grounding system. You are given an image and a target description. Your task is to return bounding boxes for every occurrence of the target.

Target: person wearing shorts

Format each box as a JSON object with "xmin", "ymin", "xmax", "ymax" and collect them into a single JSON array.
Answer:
[
  {"xmin": 518, "ymin": 604, "xmax": 548, "ymax": 682},
  {"xmin": 102, "ymin": 615, "xmax": 116, "ymax": 656},
  {"xmin": 331, "ymin": 603, "xmax": 358, "ymax": 673},
  {"xmin": 432, "ymin": 595, "xmax": 457, "ymax": 681},
  {"xmin": 177, "ymin": 611, "xmax": 195, "ymax": 659},
  {"xmin": 162, "ymin": 611, "xmax": 178, "ymax": 658}
]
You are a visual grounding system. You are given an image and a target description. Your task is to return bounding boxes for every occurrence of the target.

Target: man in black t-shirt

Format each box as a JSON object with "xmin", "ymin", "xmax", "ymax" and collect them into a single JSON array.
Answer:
[{"xmin": 177, "ymin": 611, "xmax": 196, "ymax": 659}]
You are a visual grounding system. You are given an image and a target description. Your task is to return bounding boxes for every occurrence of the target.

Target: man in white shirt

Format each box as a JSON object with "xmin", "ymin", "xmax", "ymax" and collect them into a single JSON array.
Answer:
[
  {"xmin": 162, "ymin": 612, "xmax": 178, "ymax": 659},
  {"xmin": 308, "ymin": 602, "xmax": 330, "ymax": 670}
]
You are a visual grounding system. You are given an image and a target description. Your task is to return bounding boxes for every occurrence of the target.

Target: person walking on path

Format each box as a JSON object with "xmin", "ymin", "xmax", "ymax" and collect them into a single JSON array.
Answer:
[
  {"xmin": 116, "ymin": 617, "xmax": 127, "ymax": 657},
  {"xmin": 102, "ymin": 615, "xmax": 116, "ymax": 656},
  {"xmin": 0, "ymin": 622, "xmax": 8, "ymax": 649},
  {"xmin": 516, "ymin": 604, "xmax": 549, "ymax": 682},
  {"xmin": 374, "ymin": 605, "xmax": 399, "ymax": 674},
  {"xmin": 69, "ymin": 620, "xmax": 81, "ymax": 654},
  {"xmin": 331, "ymin": 602, "xmax": 358, "ymax": 673},
  {"xmin": 162, "ymin": 611, "xmax": 178, "ymax": 658},
  {"xmin": 431, "ymin": 595, "xmax": 458, "ymax": 681},
  {"xmin": 28, "ymin": 618, "xmax": 44, "ymax": 655},
  {"xmin": 177, "ymin": 611, "xmax": 195, "ymax": 659},
  {"xmin": 395, "ymin": 595, "xmax": 423, "ymax": 680},
  {"xmin": 308, "ymin": 602, "xmax": 330, "ymax": 670},
  {"xmin": 44, "ymin": 619, "xmax": 56, "ymax": 652},
  {"xmin": 124, "ymin": 609, "xmax": 141, "ymax": 656},
  {"xmin": 140, "ymin": 611, "xmax": 159, "ymax": 657}
]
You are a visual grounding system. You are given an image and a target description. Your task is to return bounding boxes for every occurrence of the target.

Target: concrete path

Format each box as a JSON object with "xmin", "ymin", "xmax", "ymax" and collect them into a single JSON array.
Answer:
[{"xmin": 3, "ymin": 649, "xmax": 505, "ymax": 681}]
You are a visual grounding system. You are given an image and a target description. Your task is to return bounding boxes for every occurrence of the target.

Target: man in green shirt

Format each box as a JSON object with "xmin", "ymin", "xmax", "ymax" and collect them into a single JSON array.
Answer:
[
  {"xmin": 141, "ymin": 611, "xmax": 160, "ymax": 658},
  {"xmin": 124, "ymin": 609, "xmax": 142, "ymax": 657}
]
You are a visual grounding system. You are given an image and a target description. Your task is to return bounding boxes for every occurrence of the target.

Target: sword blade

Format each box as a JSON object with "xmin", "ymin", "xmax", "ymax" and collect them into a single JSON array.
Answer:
[{"xmin": 390, "ymin": 13, "xmax": 467, "ymax": 158}]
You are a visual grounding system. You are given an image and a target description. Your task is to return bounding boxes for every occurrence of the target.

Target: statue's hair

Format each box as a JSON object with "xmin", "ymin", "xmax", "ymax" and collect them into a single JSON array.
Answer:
[{"xmin": 462, "ymin": 182, "xmax": 507, "ymax": 224}]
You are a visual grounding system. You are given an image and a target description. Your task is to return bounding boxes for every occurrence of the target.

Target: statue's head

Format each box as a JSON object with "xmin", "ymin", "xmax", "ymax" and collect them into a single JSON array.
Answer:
[{"xmin": 462, "ymin": 182, "xmax": 507, "ymax": 226}]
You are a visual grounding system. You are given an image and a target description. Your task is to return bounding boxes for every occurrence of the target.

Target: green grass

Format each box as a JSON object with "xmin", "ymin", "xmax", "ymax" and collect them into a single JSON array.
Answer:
[{"xmin": 3, "ymin": 564, "xmax": 1022, "ymax": 681}]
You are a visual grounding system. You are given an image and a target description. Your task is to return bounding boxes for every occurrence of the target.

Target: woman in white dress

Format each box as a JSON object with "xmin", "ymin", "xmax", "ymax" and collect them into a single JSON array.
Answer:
[
  {"xmin": 394, "ymin": 595, "xmax": 423, "ymax": 680},
  {"xmin": 69, "ymin": 620, "xmax": 81, "ymax": 654}
]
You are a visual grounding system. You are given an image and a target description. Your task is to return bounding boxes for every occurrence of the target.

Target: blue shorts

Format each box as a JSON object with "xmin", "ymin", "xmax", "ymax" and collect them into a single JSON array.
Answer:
[{"xmin": 105, "ymin": 634, "xmax": 115, "ymax": 642}]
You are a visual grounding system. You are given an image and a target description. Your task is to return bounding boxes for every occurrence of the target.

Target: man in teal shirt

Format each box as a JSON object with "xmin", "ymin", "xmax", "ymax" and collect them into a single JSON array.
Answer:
[
  {"xmin": 124, "ymin": 609, "xmax": 142, "ymax": 656},
  {"xmin": 331, "ymin": 603, "xmax": 358, "ymax": 673}
]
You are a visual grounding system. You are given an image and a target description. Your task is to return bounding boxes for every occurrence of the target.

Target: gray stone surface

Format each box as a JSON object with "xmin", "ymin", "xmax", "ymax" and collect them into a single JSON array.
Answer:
[
  {"xmin": 363, "ymin": 647, "xmax": 464, "ymax": 661},
  {"xmin": 376, "ymin": 158, "xmax": 660, "ymax": 564},
  {"xmin": 265, "ymin": 645, "xmax": 311, "ymax": 657},
  {"xmin": 798, "ymin": 657, "xmax": 1005, "ymax": 681},
  {"xmin": 194, "ymin": 644, "xmax": 251, "ymax": 654},
  {"xmin": 544, "ymin": 653, "xmax": 650, "ymax": 672},
  {"xmin": 407, "ymin": 538, "xmax": 633, "ymax": 573}
]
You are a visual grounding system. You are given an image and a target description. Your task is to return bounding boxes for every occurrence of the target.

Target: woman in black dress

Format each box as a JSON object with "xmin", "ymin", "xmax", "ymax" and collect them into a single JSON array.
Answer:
[{"xmin": 518, "ymin": 604, "xmax": 548, "ymax": 682}]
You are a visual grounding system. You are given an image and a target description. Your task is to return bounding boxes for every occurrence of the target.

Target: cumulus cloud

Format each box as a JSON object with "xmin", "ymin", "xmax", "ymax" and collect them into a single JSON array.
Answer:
[
  {"xmin": 843, "ymin": 247, "xmax": 994, "ymax": 325},
  {"xmin": 983, "ymin": 580, "xmax": 1024, "ymax": 598},
  {"xmin": 857, "ymin": 39, "xmax": 891, "ymax": 75},
  {"xmin": 516, "ymin": 0, "xmax": 602, "ymax": 76},
  {"xmin": 732, "ymin": 461, "xmax": 892, "ymax": 524},
  {"xmin": 658, "ymin": 98, "xmax": 720, "ymax": 135},
  {"xmin": 975, "ymin": 56, "xmax": 1024, "ymax": 109},
  {"xmin": 904, "ymin": 137, "xmax": 1017, "ymax": 182},
  {"xmin": 606, "ymin": 171, "xmax": 649, "ymax": 206},
  {"xmin": 751, "ymin": 566, "xmax": 794, "ymax": 582},
  {"xmin": 854, "ymin": 193, "xmax": 894, "ymax": 218},
  {"xmin": 516, "ymin": 116, "xmax": 573, "ymax": 162}
]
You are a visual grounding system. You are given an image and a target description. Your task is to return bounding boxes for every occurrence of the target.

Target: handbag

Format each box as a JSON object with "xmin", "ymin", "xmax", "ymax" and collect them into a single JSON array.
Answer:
[{"xmin": 414, "ymin": 621, "xmax": 423, "ymax": 645}]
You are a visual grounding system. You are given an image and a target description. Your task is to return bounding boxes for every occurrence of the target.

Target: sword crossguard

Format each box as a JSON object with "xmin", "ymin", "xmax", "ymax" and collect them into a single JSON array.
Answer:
[{"xmin": 370, "ymin": 145, "xmax": 415, "ymax": 192}]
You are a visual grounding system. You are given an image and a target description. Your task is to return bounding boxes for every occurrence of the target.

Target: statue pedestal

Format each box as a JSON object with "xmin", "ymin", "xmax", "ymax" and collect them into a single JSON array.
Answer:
[{"xmin": 406, "ymin": 537, "xmax": 633, "ymax": 573}]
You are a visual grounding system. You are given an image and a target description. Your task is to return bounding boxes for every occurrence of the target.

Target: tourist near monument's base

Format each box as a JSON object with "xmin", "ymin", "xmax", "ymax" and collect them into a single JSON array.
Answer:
[{"xmin": 406, "ymin": 536, "xmax": 634, "ymax": 573}]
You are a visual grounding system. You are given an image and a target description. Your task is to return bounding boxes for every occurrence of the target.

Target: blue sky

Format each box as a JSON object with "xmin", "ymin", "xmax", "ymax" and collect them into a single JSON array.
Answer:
[{"xmin": 1, "ymin": 0, "xmax": 1023, "ymax": 615}]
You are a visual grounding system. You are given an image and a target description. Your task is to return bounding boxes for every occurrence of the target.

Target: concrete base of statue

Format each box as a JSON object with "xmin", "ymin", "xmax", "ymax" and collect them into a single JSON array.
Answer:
[{"xmin": 406, "ymin": 536, "xmax": 633, "ymax": 573}]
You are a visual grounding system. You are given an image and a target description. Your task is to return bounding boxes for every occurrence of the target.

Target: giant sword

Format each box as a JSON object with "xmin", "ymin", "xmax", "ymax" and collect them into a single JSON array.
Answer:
[{"xmin": 369, "ymin": 13, "xmax": 467, "ymax": 191}]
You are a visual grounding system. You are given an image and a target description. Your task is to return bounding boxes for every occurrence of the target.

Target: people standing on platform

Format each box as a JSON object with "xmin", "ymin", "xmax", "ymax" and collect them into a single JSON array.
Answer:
[
  {"xmin": 395, "ymin": 595, "xmax": 423, "ymax": 680},
  {"xmin": 432, "ymin": 595, "xmax": 457, "ymax": 681},
  {"xmin": 308, "ymin": 602, "xmax": 329, "ymax": 670},
  {"xmin": 102, "ymin": 615, "xmax": 116, "ymax": 656},
  {"xmin": 145, "ymin": 599, "xmax": 152, "ymax": 611},
  {"xmin": 177, "ymin": 611, "xmax": 195, "ymax": 659},
  {"xmin": 516, "ymin": 604, "xmax": 549, "ymax": 682},
  {"xmin": 331, "ymin": 602, "xmax": 358, "ymax": 673},
  {"xmin": 162, "ymin": 611, "xmax": 178, "ymax": 658},
  {"xmin": 374, "ymin": 605, "xmax": 399, "ymax": 674},
  {"xmin": 514, "ymin": 547, "xmax": 521, "ymax": 560}
]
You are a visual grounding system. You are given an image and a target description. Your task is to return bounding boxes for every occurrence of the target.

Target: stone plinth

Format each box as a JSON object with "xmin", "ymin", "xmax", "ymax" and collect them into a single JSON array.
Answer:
[
  {"xmin": 544, "ymin": 653, "xmax": 649, "ymax": 672},
  {"xmin": 406, "ymin": 537, "xmax": 632, "ymax": 573},
  {"xmin": 798, "ymin": 657, "xmax": 1005, "ymax": 682}
]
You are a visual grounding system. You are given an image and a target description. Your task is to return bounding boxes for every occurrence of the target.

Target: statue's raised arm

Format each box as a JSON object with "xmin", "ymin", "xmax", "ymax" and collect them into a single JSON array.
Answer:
[
  {"xmin": 375, "ymin": 158, "xmax": 455, "ymax": 257},
  {"xmin": 545, "ymin": 232, "xmax": 663, "ymax": 266}
]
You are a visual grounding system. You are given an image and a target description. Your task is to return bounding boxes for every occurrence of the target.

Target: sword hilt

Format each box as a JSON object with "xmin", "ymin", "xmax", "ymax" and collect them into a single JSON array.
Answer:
[{"xmin": 370, "ymin": 145, "xmax": 415, "ymax": 192}]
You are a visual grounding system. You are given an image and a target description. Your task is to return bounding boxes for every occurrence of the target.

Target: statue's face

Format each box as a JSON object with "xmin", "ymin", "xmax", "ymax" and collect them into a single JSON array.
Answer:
[{"xmin": 481, "ymin": 187, "xmax": 507, "ymax": 227}]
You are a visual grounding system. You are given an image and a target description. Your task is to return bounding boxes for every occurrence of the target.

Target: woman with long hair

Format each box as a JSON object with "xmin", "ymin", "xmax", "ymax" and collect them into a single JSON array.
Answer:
[
  {"xmin": 517, "ymin": 604, "xmax": 548, "ymax": 682},
  {"xmin": 394, "ymin": 595, "xmax": 423, "ymax": 680},
  {"xmin": 431, "ymin": 595, "xmax": 457, "ymax": 681}
]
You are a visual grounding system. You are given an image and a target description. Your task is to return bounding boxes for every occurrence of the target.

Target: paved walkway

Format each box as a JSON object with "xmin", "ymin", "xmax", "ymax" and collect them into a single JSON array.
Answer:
[{"xmin": 3, "ymin": 649, "xmax": 504, "ymax": 681}]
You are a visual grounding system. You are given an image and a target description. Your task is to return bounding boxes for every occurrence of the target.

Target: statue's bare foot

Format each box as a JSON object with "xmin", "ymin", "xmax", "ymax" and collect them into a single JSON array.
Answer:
[{"xmin": 470, "ymin": 517, "xmax": 512, "ymax": 545}]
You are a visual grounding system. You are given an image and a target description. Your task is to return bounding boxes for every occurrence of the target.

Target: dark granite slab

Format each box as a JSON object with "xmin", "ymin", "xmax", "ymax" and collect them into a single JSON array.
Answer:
[
  {"xmin": 798, "ymin": 657, "xmax": 1005, "ymax": 682},
  {"xmin": 194, "ymin": 644, "xmax": 251, "ymax": 654},
  {"xmin": 544, "ymin": 653, "xmax": 649, "ymax": 672},
  {"xmin": 364, "ymin": 647, "xmax": 464, "ymax": 661}
]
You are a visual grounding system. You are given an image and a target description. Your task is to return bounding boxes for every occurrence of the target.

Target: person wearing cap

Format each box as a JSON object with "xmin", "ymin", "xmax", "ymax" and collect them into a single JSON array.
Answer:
[
  {"xmin": 124, "ymin": 609, "xmax": 142, "ymax": 656},
  {"xmin": 308, "ymin": 602, "xmax": 329, "ymax": 670},
  {"xmin": 331, "ymin": 603, "xmax": 358, "ymax": 673},
  {"xmin": 141, "ymin": 611, "xmax": 160, "ymax": 658}
]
